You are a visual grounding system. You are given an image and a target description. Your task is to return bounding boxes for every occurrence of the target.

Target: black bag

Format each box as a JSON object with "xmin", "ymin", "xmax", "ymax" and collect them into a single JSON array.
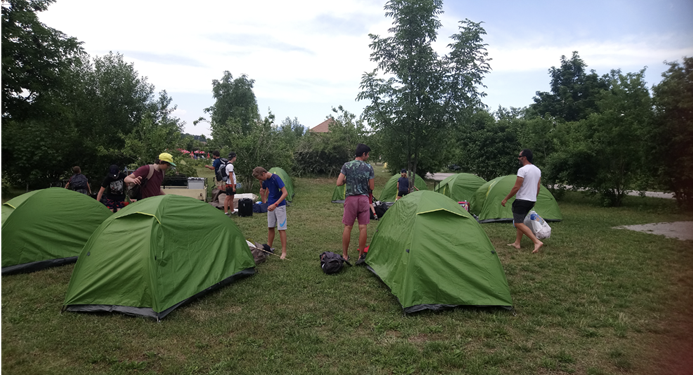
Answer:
[
  {"xmin": 70, "ymin": 174, "xmax": 88, "ymax": 191},
  {"xmin": 374, "ymin": 201, "xmax": 389, "ymax": 219},
  {"xmin": 238, "ymin": 198, "xmax": 253, "ymax": 217},
  {"xmin": 320, "ymin": 251, "xmax": 351, "ymax": 274}
]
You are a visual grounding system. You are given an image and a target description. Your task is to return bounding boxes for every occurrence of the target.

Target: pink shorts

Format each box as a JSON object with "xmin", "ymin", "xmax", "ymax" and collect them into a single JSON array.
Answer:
[{"xmin": 343, "ymin": 195, "xmax": 370, "ymax": 226}]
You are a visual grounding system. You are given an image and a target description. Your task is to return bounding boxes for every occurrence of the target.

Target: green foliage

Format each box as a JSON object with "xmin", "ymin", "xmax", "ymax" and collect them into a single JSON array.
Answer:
[
  {"xmin": 546, "ymin": 69, "xmax": 653, "ymax": 206},
  {"xmin": 294, "ymin": 107, "xmax": 371, "ymax": 177},
  {"xmin": 452, "ymin": 109, "xmax": 520, "ymax": 181},
  {"xmin": 202, "ymin": 71, "xmax": 259, "ymax": 137},
  {"xmin": 2, "ymin": 51, "xmax": 184, "ymax": 188},
  {"xmin": 200, "ymin": 71, "xmax": 294, "ymax": 190},
  {"xmin": 1, "ymin": 0, "xmax": 83, "ymax": 121},
  {"xmin": 530, "ymin": 51, "xmax": 609, "ymax": 122},
  {"xmin": 357, "ymin": 0, "xmax": 491, "ymax": 179},
  {"xmin": 652, "ymin": 57, "xmax": 693, "ymax": 209}
]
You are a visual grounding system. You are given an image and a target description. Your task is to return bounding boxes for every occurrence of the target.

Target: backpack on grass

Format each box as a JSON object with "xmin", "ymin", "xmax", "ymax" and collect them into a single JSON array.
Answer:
[{"xmin": 320, "ymin": 251, "xmax": 351, "ymax": 274}]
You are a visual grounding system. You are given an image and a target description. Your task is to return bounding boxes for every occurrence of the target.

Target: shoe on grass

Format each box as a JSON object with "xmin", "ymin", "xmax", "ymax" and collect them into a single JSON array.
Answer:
[{"xmin": 356, "ymin": 253, "xmax": 367, "ymax": 265}]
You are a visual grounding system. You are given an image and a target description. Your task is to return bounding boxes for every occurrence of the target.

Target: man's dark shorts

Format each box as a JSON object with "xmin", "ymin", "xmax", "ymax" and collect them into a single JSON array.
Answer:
[
  {"xmin": 512, "ymin": 199, "xmax": 535, "ymax": 223},
  {"xmin": 226, "ymin": 186, "xmax": 235, "ymax": 195},
  {"xmin": 397, "ymin": 190, "xmax": 408, "ymax": 198}
]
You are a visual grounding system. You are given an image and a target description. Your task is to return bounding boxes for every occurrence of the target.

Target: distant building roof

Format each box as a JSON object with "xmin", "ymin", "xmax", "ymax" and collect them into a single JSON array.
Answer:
[{"xmin": 310, "ymin": 118, "xmax": 334, "ymax": 133}]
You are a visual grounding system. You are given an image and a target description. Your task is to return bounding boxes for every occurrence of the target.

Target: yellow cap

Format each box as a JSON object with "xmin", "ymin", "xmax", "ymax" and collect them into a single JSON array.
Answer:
[{"xmin": 158, "ymin": 152, "xmax": 176, "ymax": 166}]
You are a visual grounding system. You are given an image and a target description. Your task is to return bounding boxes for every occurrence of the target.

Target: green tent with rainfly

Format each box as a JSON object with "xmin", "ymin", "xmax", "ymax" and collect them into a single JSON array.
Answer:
[
  {"xmin": 63, "ymin": 195, "xmax": 256, "ymax": 320},
  {"xmin": 268, "ymin": 167, "xmax": 294, "ymax": 202},
  {"xmin": 379, "ymin": 173, "xmax": 428, "ymax": 203},
  {"xmin": 2, "ymin": 188, "xmax": 112, "ymax": 275},
  {"xmin": 434, "ymin": 173, "xmax": 486, "ymax": 203},
  {"xmin": 366, "ymin": 191, "xmax": 513, "ymax": 313},
  {"xmin": 470, "ymin": 175, "xmax": 563, "ymax": 223},
  {"xmin": 331, "ymin": 184, "xmax": 346, "ymax": 203}
]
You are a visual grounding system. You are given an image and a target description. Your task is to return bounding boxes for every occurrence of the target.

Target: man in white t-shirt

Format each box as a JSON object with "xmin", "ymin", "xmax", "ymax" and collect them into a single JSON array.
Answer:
[
  {"xmin": 501, "ymin": 149, "xmax": 544, "ymax": 253},
  {"xmin": 223, "ymin": 152, "xmax": 237, "ymax": 215}
]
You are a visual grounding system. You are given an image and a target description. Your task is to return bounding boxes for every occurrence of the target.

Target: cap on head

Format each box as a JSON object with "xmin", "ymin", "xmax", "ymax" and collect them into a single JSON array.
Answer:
[
  {"xmin": 158, "ymin": 152, "xmax": 176, "ymax": 166},
  {"xmin": 109, "ymin": 165, "xmax": 119, "ymax": 177},
  {"xmin": 400, "ymin": 169, "xmax": 407, "ymax": 174}
]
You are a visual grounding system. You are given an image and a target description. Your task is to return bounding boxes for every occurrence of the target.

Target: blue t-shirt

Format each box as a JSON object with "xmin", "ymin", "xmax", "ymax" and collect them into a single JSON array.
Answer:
[
  {"xmin": 261, "ymin": 173, "xmax": 287, "ymax": 207},
  {"xmin": 212, "ymin": 158, "xmax": 222, "ymax": 180},
  {"xmin": 398, "ymin": 177, "xmax": 409, "ymax": 192}
]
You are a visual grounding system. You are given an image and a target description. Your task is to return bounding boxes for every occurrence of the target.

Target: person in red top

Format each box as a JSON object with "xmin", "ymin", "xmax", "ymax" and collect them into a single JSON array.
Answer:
[{"xmin": 124, "ymin": 153, "xmax": 176, "ymax": 200}]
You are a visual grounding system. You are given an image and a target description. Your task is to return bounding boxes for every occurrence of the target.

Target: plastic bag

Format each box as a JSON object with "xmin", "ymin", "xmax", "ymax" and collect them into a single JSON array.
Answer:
[{"xmin": 523, "ymin": 210, "xmax": 551, "ymax": 239}]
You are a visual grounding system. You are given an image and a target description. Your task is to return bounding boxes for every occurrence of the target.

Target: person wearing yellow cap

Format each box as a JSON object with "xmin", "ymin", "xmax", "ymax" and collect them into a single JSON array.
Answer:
[{"xmin": 124, "ymin": 152, "xmax": 176, "ymax": 200}]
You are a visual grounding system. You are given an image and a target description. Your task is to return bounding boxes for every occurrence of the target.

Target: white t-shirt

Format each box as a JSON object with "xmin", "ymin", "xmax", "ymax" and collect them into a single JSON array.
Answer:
[
  {"xmin": 516, "ymin": 164, "xmax": 541, "ymax": 202},
  {"xmin": 225, "ymin": 163, "xmax": 237, "ymax": 185}
]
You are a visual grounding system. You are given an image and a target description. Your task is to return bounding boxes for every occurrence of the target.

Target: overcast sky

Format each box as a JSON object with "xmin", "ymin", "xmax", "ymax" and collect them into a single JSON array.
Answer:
[{"xmin": 39, "ymin": 0, "xmax": 693, "ymax": 138}]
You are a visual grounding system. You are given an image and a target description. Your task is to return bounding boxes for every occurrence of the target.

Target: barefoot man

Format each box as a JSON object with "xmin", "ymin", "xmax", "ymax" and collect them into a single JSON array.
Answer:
[{"xmin": 501, "ymin": 149, "xmax": 544, "ymax": 253}]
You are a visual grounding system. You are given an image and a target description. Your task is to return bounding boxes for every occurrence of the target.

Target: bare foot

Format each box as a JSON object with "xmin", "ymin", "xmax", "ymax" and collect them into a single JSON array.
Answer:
[
  {"xmin": 507, "ymin": 243, "xmax": 521, "ymax": 250},
  {"xmin": 532, "ymin": 241, "xmax": 544, "ymax": 253},
  {"xmin": 280, "ymin": 253, "xmax": 287, "ymax": 260}
]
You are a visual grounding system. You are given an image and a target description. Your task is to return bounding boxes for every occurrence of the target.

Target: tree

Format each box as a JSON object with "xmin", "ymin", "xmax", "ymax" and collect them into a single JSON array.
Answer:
[
  {"xmin": 453, "ymin": 109, "xmax": 520, "ymax": 180},
  {"xmin": 357, "ymin": 0, "xmax": 491, "ymax": 183},
  {"xmin": 652, "ymin": 57, "xmax": 693, "ymax": 209},
  {"xmin": 530, "ymin": 52, "xmax": 609, "ymax": 122},
  {"xmin": 546, "ymin": 69, "xmax": 653, "ymax": 206},
  {"xmin": 1, "ymin": 0, "xmax": 83, "ymax": 121},
  {"xmin": 201, "ymin": 71, "xmax": 259, "ymax": 138},
  {"xmin": 2, "ymin": 51, "xmax": 184, "ymax": 188}
]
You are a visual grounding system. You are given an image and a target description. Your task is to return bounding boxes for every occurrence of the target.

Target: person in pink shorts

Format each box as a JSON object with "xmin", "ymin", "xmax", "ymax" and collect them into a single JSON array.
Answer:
[{"xmin": 336, "ymin": 144, "xmax": 374, "ymax": 264}]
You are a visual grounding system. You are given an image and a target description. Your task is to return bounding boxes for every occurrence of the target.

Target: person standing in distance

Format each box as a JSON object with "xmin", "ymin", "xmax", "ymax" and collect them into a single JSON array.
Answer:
[
  {"xmin": 501, "ymin": 149, "xmax": 544, "ymax": 253},
  {"xmin": 223, "ymin": 152, "xmax": 237, "ymax": 216},
  {"xmin": 336, "ymin": 143, "xmax": 374, "ymax": 264},
  {"xmin": 204, "ymin": 151, "xmax": 224, "ymax": 190}
]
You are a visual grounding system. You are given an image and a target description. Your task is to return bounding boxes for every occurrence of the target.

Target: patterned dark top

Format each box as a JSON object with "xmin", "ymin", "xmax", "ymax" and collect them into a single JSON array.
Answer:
[{"xmin": 340, "ymin": 160, "xmax": 374, "ymax": 197}]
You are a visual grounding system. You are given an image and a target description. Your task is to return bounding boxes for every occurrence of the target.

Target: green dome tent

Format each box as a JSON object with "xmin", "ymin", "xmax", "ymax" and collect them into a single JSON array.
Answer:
[
  {"xmin": 379, "ymin": 173, "xmax": 428, "ymax": 203},
  {"xmin": 2, "ymin": 188, "xmax": 112, "ymax": 275},
  {"xmin": 268, "ymin": 167, "xmax": 294, "ymax": 202},
  {"xmin": 331, "ymin": 184, "xmax": 346, "ymax": 203},
  {"xmin": 366, "ymin": 191, "xmax": 513, "ymax": 313},
  {"xmin": 470, "ymin": 175, "xmax": 563, "ymax": 223},
  {"xmin": 63, "ymin": 195, "xmax": 256, "ymax": 320},
  {"xmin": 434, "ymin": 173, "xmax": 486, "ymax": 203}
]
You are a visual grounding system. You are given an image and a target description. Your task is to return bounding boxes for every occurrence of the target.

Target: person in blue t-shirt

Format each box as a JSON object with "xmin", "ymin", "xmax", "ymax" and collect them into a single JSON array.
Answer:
[
  {"xmin": 204, "ymin": 151, "xmax": 223, "ymax": 190},
  {"xmin": 253, "ymin": 166, "xmax": 289, "ymax": 259}
]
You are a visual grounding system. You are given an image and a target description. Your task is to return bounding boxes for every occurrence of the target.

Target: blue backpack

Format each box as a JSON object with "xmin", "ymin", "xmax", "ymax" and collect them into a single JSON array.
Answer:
[{"xmin": 70, "ymin": 174, "xmax": 88, "ymax": 191}]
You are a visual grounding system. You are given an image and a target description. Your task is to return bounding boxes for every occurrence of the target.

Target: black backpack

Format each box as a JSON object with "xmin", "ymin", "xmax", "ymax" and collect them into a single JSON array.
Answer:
[
  {"xmin": 238, "ymin": 198, "xmax": 253, "ymax": 217},
  {"xmin": 320, "ymin": 251, "xmax": 351, "ymax": 274},
  {"xmin": 70, "ymin": 174, "xmax": 88, "ymax": 191},
  {"xmin": 216, "ymin": 158, "xmax": 229, "ymax": 180},
  {"xmin": 374, "ymin": 201, "xmax": 389, "ymax": 219}
]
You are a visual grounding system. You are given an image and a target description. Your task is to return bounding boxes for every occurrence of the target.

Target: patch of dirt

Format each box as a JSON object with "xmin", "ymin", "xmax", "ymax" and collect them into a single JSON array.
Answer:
[{"xmin": 614, "ymin": 221, "xmax": 693, "ymax": 241}]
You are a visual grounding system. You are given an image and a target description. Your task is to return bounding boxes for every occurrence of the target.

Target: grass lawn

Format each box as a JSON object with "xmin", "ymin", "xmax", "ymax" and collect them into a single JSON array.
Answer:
[{"xmin": 2, "ymin": 167, "xmax": 692, "ymax": 374}]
